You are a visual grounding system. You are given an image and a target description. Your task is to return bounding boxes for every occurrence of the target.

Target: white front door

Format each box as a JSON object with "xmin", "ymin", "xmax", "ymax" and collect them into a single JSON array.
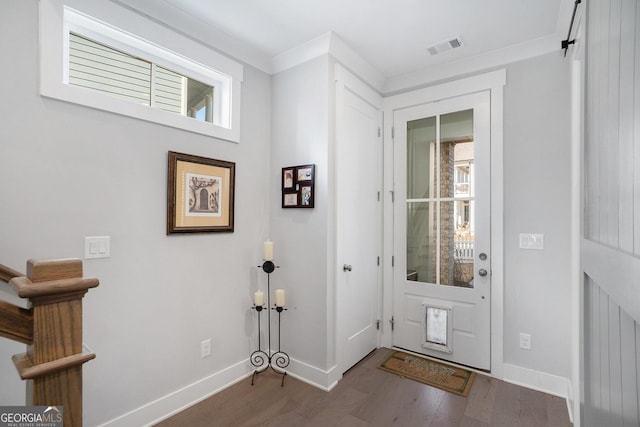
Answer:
[
  {"xmin": 392, "ymin": 91, "xmax": 491, "ymax": 370},
  {"xmin": 336, "ymin": 65, "xmax": 382, "ymax": 374}
]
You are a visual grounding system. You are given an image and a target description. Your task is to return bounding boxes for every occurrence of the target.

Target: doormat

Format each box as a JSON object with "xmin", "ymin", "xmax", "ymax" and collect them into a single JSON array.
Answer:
[{"xmin": 377, "ymin": 350, "xmax": 476, "ymax": 397}]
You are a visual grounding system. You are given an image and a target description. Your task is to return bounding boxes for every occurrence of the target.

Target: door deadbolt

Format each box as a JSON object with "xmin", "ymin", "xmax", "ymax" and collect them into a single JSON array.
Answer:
[{"xmin": 479, "ymin": 252, "xmax": 487, "ymax": 261}]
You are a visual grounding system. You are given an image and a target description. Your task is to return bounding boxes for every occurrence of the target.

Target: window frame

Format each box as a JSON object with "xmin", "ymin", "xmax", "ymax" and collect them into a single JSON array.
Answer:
[{"xmin": 40, "ymin": 0, "xmax": 243, "ymax": 142}]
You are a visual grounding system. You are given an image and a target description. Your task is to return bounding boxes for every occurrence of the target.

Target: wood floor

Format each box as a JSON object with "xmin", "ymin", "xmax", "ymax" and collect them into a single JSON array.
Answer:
[{"xmin": 155, "ymin": 348, "xmax": 572, "ymax": 427}]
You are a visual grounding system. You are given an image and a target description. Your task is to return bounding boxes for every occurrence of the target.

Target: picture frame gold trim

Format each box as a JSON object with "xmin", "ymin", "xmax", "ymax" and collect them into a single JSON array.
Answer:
[{"xmin": 167, "ymin": 151, "xmax": 235, "ymax": 234}]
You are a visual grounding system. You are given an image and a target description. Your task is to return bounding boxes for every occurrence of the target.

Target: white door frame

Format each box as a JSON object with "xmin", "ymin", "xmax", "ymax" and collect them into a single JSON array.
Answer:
[{"xmin": 381, "ymin": 69, "xmax": 506, "ymax": 378}]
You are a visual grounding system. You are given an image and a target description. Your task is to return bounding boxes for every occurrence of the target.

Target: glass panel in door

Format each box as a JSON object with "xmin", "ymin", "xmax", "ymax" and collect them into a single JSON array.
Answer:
[{"xmin": 406, "ymin": 109, "xmax": 475, "ymax": 287}]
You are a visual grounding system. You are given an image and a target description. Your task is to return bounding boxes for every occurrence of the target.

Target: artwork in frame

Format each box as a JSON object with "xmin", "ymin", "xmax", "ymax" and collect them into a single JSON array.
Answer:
[
  {"xmin": 283, "ymin": 192, "xmax": 298, "ymax": 207},
  {"xmin": 281, "ymin": 164, "xmax": 315, "ymax": 208},
  {"xmin": 296, "ymin": 165, "xmax": 314, "ymax": 182},
  {"xmin": 300, "ymin": 185, "xmax": 313, "ymax": 207},
  {"xmin": 282, "ymin": 168, "xmax": 295, "ymax": 190},
  {"xmin": 167, "ymin": 151, "xmax": 235, "ymax": 234}
]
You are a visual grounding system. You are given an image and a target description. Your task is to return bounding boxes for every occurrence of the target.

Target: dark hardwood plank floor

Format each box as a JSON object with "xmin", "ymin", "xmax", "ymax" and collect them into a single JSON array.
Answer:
[{"xmin": 155, "ymin": 348, "xmax": 572, "ymax": 427}]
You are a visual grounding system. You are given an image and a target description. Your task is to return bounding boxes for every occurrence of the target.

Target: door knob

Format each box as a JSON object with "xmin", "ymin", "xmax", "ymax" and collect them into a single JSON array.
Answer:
[
  {"xmin": 479, "ymin": 252, "xmax": 487, "ymax": 260},
  {"xmin": 343, "ymin": 264, "xmax": 352, "ymax": 272},
  {"xmin": 478, "ymin": 268, "xmax": 488, "ymax": 277}
]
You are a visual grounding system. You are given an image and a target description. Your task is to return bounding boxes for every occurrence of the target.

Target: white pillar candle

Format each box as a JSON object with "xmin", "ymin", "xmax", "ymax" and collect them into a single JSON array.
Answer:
[
  {"xmin": 275, "ymin": 289, "xmax": 285, "ymax": 307},
  {"xmin": 254, "ymin": 290, "xmax": 264, "ymax": 306},
  {"xmin": 263, "ymin": 240, "xmax": 274, "ymax": 261}
]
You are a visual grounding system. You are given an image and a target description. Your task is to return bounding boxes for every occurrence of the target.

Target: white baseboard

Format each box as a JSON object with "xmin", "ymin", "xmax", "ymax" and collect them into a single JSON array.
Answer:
[
  {"xmin": 96, "ymin": 357, "xmax": 336, "ymax": 427},
  {"xmin": 285, "ymin": 357, "xmax": 339, "ymax": 391},
  {"xmin": 502, "ymin": 363, "xmax": 570, "ymax": 398},
  {"xmin": 97, "ymin": 359, "xmax": 252, "ymax": 427},
  {"xmin": 502, "ymin": 363, "xmax": 573, "ymax": 423},
  {"xmin": 565, "ymin": 379, "xmax": 575, "ymax": 424}
]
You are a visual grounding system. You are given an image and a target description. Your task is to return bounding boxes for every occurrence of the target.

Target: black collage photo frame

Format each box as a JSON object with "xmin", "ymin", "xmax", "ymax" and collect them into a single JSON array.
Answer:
[{"xmin": 282, "ymin": 164, "xmax": 315, "ymax": 208}]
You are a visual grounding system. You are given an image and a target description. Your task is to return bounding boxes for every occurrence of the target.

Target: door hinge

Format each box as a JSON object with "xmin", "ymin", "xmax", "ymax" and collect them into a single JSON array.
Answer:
[
  {"xmin": 377, "ymin": 191, "xmax": 380, "ymax": 201},
  {"xmin": 377, "ymin": 256, "xmax": 380, "ymax": 266},
  {"xmin": 391, "ymin": 256, "xmax": 395, "ymax": 267},
  {"xmin": 390, "ymin": 316, "xmax": 395, "ymax": 331},
  {"xmin": 390, "ymin": 190, "xmax": 394, "ymax": 202},
  {"xmin": 377, "ymin": 127, "xmax": 381, "ymax": 138},
  {"xmin": 391, "ymin": 126, "xmax": 395, "ymax": 139},
  {"xmin": 376, "ymin": 320, "xmax": 380, "ymax": 330}
]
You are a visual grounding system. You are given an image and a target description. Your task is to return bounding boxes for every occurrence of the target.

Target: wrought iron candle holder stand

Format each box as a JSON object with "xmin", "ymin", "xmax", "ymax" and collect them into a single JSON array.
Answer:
[{"xmin": 250, "ymin": 260, "xmax": 289, "ymax": 386}]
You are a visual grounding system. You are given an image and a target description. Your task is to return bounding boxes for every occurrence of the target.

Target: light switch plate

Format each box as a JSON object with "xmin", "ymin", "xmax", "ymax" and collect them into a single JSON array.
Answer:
[
  {"xmin": 85, "ymin": 236, "xmax": 111, "ymax": 259},
  {"xmin": 519, "ymin": 233, "xmax": 544, "ymax": 250}
]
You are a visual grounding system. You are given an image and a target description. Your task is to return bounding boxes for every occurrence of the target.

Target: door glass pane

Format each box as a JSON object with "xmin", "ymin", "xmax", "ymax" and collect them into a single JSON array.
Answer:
[
  {"xmin": 440, "ymin": 201, "xmax": 455, "ymax": 286},
  {"xmin": 448, "ymin": 109, "xmax": 474, "ymax": 288},
  {"xmin": 454, "ymin": 199, "xmax": 475, "ymax": 287},
  {"xmin": 407, "ymin": 109, "xmax": 475, "ymax": 287},
  {"xmin": 406, "ymin": 202, "xmax": 435, "ymax": 283},
  {"xmin": 407, "ymin": 117, "xmax": 436, "ymax": 199}
]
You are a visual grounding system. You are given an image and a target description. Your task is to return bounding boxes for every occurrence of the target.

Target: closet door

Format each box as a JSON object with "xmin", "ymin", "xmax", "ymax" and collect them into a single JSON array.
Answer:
[{"xmin": 335, "ymin": 65, "xmax": 383, "ymax": 374}]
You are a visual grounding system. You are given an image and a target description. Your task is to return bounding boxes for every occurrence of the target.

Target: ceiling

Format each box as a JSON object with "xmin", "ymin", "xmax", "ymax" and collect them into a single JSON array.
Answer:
[{"xmin": 124, "ymin": 0, "xmax": 576, "ymax": 88}]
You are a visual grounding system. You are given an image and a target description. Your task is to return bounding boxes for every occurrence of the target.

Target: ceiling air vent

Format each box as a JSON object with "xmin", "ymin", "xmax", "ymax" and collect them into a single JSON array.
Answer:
[{"xmin": 427, "ymin": 35, "xmax": 464, "ymax": 56}]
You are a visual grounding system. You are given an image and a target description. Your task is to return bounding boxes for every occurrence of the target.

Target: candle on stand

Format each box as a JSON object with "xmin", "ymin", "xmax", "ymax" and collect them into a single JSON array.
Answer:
[
  {"xmin": 275, "ymin": 289, "xmax": 285, "ymax": 307},
  {"xmin": 263, "ymin": 240, "xmax": 274, "ymax": 261},
  {"xmin": 254, "ymin": 290, "xmax": 264, "ymax": 306}
]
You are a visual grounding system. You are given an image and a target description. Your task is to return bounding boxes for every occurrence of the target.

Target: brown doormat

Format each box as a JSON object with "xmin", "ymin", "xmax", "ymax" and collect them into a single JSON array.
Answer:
[{"xmin": 377, "ymin": 350, "xmax": 476, "ymax": 397}]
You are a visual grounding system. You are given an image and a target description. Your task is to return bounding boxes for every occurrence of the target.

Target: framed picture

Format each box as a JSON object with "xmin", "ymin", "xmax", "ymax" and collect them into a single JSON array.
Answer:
[
  {"xmin": 281, "ymin": 164, "xmax": 315, "ymax": 208},
  {"xmin": 297, "ymin": 166, "xmax": 314, "ymax": 182},
  {"xmin": 167, "ymin": 151, "xmax": 235, "ymax": 234},
  {"xmin": 300, "ymin": 185, "xmax": 313, "ymax": 207},
  {"xmin": 282, "ymin": 168, "xmax": 295, "ymax": 190},
  {"xmin": 283, "ymin": 192, "xmax": 298, "ymax": 207}
]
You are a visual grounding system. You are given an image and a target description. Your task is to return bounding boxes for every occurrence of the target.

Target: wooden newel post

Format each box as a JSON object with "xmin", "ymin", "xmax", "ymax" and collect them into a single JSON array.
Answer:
[{"xmin": 9, "ymin": 259, "xmax": 99, "ymax": 427}]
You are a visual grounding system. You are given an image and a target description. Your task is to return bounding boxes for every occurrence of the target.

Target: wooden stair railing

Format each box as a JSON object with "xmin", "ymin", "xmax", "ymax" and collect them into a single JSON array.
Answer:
[{"xmin": 0, "ymin": 258, "xmax": 99, "ymax": 427}]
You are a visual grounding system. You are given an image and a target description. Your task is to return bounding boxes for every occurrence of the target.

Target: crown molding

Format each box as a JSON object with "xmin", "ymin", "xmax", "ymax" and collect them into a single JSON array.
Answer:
[
  {"xmin": 383, "ymin": 32, "xmax": 562, "ymax": 94},
  {"xmin": 112, "ymin": 0, "xmax": 573, "ymax": 95},
  {"xmin": 112, "ymin": 0, "xmax": 273, "ymax": 72},
  {"xmin": 271, "ymin": 32, "xmax": 332, "ymax": 75},
  {"xmin": 271, "ymin": 32, "xmax": 385, "ymax": 92}
]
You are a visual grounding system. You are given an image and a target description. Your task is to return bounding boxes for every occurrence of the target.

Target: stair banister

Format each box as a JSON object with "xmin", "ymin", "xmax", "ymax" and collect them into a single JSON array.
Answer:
[{"xmin": 0, "ymin": 258, "xmax": 98, "ymax": 427}]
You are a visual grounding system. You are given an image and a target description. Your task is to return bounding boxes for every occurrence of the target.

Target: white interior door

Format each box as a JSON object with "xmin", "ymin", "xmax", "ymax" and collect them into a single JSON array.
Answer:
[
  {"xmin": 392, "ymin": 91, "xmax": 491, "ymax": 370},
  {"xmin": 336, "ymin": 65, "xmax": 382, "ymax": 374}
]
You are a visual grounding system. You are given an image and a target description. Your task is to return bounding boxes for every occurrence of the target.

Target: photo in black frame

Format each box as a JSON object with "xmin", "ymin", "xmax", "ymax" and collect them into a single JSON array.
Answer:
[{"xmin": 281, "ymin": 164, "xmax": 315, "ymax": 208}]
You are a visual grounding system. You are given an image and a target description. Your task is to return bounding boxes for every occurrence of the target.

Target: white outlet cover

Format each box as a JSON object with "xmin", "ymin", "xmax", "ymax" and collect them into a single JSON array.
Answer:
[
  {"xmin": 519, "ymin": 333, "xmax": 532, "ymax": 350},
  {"xmin": 201, "ymin": 339, "xmax": 212, "ymax": 358}
]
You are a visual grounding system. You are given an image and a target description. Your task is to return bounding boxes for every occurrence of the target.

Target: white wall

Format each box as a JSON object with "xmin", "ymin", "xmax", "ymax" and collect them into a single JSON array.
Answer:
[
  {"xmin": 269, "ymin": 55, "xmax": 335, "ymax": 376},
  {"xmin": 503, "ymin": 52, "xmax": 572, "ymax": 380},
  {"xmin": 0, "ymin": 1, "xmax": 271, "ymax": 425}
]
